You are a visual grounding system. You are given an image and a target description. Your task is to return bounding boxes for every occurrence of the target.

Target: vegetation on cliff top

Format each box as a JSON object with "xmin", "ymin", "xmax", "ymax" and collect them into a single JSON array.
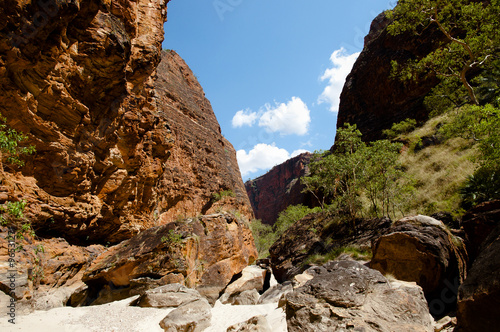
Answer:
[{"xmin": 388, "ymin": 0, "xmax": 500, "ymax": 105}]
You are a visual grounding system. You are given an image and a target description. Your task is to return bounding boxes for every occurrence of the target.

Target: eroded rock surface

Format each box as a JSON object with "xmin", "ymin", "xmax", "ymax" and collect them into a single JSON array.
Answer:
[
  {"xmin": 0, "ymin": 0, "xmax": 256, "ymax": 308},
  {"xmin": 82, "ymin": 213, "xmax": 257, "ymax": 305},
  {"xmin": 0, "ymin": 0, "xmax": 253, "ymax": 246},
  {"xmin": 282, "ymin": 260, "xmax": 433, "ymax": 332},
  {"xmin": 0, "ymin": 228, "xmax": 105, "ymax": 311}
]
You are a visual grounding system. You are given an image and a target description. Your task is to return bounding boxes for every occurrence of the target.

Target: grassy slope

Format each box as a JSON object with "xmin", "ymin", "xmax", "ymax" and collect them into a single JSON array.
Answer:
[{"xmin": 396, "ymin": 112, "xmax": 478, "ymax": 217}]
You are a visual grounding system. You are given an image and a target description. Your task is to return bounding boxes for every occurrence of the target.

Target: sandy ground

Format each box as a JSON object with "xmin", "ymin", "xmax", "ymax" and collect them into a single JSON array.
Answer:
[{"xmin": 0, "ymin": 296, "xmax": 286, "ymax": 332}]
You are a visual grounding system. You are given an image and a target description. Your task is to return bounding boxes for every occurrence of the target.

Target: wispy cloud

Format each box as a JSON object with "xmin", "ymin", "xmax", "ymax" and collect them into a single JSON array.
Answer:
[{"xmin": 318, "ymin": 47, "xmax": 360, "ymax": 112}]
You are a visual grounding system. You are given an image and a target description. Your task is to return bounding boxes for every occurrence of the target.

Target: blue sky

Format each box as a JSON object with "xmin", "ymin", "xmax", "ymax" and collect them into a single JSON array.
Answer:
[{"xmin": 163, "ymin": 0, "xmax": 396, "ymax": 180}]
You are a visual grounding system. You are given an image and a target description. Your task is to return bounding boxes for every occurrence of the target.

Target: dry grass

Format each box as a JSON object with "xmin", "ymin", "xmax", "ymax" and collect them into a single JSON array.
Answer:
[{"xmin": 396, "ymin": 112, "xmax": 479, "ymax": 216}]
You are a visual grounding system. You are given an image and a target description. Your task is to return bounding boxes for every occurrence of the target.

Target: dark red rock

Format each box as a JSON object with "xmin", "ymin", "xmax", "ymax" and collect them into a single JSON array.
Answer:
[
  {"xmin": 336, "ymin": 12, "xmax": 442, "ymax": 142},
  {"xmin": 245, "ymin": 153, "xmax": 315, "ymax": 225}
]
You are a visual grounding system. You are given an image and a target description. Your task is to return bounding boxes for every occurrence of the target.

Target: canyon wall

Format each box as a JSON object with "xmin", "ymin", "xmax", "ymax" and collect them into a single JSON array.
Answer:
[
  {"xmin": 0, "ymin": 0, "xmax": 256, "ymax": 307},
  {"xmin": 245, "ymin": 153, "xmax": 315, "ymax": 225},
  {"xmin": 336, "ymin": 12, "xmax": 442, "ymax": 142},
  {"xmin": 0, "ymin": 0, "xmax": 253, "ymax": 245}
]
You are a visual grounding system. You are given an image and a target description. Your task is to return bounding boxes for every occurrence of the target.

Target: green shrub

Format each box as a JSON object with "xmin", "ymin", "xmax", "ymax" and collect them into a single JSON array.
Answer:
[
  {"xmin": 212, "ymin": 190, "xmax": 235, "ymax": 202},
  {"xmin": 460, "ymin": 166, "xmax": 500, "ymax": 209},
  {"xmin": 274, "ymin": 204, "xmax": 321, "ymax": 238},
  {"xmin": 0, "ymin": 114, "xmax": 35, "ymax": 170},
  {"xmin": 249, "ymin": 219, "xmax": 276, "ymax": 259},
  {"xmin": 303, "ymin": 246, "xmax": 372, "ymax": 266},
  {"xmin": 382, "ymin": 118, "xmax": 417, "ymax": 139},
  {"xmin": 302, "ymin": 124, "xmax": 413, "ymax": 221}
]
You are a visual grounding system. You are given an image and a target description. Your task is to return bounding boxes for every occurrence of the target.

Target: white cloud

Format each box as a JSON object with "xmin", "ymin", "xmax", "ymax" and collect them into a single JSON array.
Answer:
[
  {"xmin": 232, "ymin": 109, "xmax": 259, "ymax": 128},
  {"xmin": 259, "ymin": 97, "xmax": 311, "ymax": 136},
  {"xmin": 230, "ymin": 97, "xmax": 311, "ymax": 136},
  {"xmin": 318, "ymin": 48, "xmax": 360, "ymax": 112},
  {"xmin": 237, "ymin": 144, "xmax": 310, "ymax": 178}
]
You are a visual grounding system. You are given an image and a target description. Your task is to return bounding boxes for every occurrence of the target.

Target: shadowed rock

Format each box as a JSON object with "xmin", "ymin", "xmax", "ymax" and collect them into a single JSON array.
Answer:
[
  {"xmin": 456, "ymin": 219, "xmax": 500, "ymax": 332},
  {"xmin": 283, "ymin": 260, "xmax": 433, "ymax": 332},
  {"xmin": 370, "ymin": 215, "xmax": 467, "ymax": 317}
]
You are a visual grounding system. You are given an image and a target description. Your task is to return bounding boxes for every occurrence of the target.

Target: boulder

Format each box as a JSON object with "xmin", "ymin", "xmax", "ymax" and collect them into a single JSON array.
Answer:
[
  {"xmin": 226, "ymin": 289, "xmax": 260, "ymax": 306},
  {"xmin": 220, "ymin": 265, "xmax": 266, "ymax": 304},
  {"xmin": 226, "ymin": 315, "xmax": 273, "ymax": 332},
  {"xmin": 82, "ymin": 213, "xmax": 257, "ymax": 306},
  {"xmin": 456, "ymin": 221, "xmax": 500, "ymax": 332},
  {"xmin": 159, "ymin": 298, "xmax": 212, "ymax": 332},
  {"xmin": 269, "ymin": 213, "xmax": 392, "ymax": 282},
  {"xmin": 282, "ymin": 260, "xmax": 433, "ymax": 332},
  {"xmin": 370, "ymin": 215, "xmax": 467, "ymax": 317},
  {"xmin": 136, "ymin": 284, "xmax": 202, "ymax": 308},
  {"xmin": 258, "ymin": 282, "xmax": 293, "ymax": 305}
]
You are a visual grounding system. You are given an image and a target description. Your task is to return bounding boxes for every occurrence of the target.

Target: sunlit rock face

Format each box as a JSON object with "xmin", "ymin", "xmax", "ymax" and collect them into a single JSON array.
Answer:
[
  {"xmin": 0, "ymin": 0, "xmax": 253, "ymax": 245},
  {"xmin": 0, "ymin": 0, "xmax": 256, "ymax": 308}
]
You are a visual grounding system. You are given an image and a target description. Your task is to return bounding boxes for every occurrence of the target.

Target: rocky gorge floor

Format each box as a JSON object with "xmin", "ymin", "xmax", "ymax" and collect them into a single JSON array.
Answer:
[
  {"xmin": 0, "ymin": 296, "xmax": 286, "ymax": 332},
  {"xmin": 1, "ymin": 258, "xmax": 454, "ymax": 332}
]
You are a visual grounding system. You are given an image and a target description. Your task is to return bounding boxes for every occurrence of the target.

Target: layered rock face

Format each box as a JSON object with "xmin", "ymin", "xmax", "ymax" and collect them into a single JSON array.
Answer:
[
  {"xmin": 153, "ymin": 50, "xmax": 254, "ymax": 224},
  {"xmin": 337, "ymin": 12, "xmax": 442, "ymax": 141},
  {"xmin": 0, "ymin": 0, "xmax": 252, "ymax": 245},
  {"xmin": 0, "ymin": 0, "xmax": 170, "ymax": 244},
  {"xmin": 0, "ymin": 0, "xmax": 256, "ymax": 308},
  {"xmin": 82, "ymin": 213, "xmax": 257, "ymax": 305},
  {"xmin": 245, "ymin": 153, "xmax": 315, "ymax": 225}
]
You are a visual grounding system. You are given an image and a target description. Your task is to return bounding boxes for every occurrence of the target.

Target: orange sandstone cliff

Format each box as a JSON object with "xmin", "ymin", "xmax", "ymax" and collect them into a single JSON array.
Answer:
[{"xmin": 0, "ymin": 0, "xmax": 256, "ymax": 308}]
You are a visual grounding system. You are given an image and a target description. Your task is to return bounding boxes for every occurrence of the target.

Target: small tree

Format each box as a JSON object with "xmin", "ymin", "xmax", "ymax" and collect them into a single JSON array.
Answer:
[
  {"xmin": 388, "ymin": 0, "xmax": 500, "ymax": 105},
  {"xmin": 303, "ymin": 124, "xmax": 412, "ymax": 221},
  {"xmin": 302, "ymin": 124, "xmax": 366, "ymax": 219}
]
